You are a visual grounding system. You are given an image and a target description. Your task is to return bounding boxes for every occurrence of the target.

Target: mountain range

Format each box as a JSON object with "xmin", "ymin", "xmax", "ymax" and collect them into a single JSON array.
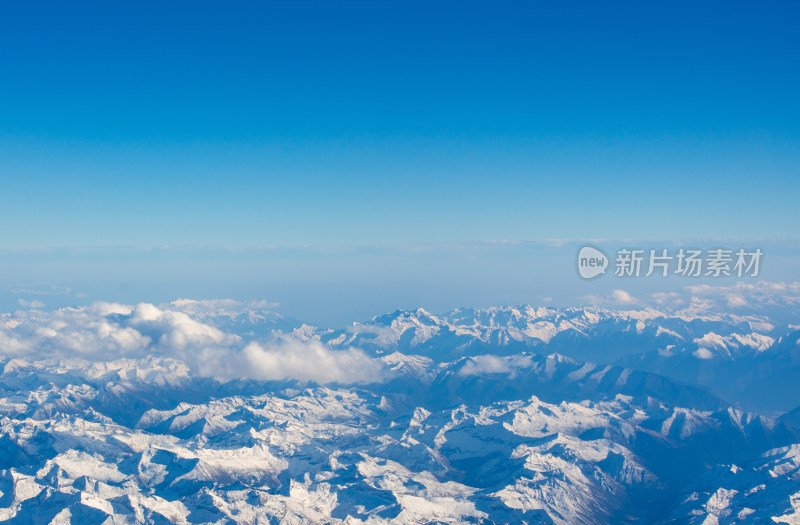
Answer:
[{"xmin": 0, "ymin": 300, "xmax": 798, "ymax": 523}]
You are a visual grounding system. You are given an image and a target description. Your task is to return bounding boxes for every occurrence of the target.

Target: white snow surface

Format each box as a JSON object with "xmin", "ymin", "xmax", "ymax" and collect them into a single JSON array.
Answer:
[{"xmin": 0, "ymin": 301, "xmax": 797, "ymax": 523}]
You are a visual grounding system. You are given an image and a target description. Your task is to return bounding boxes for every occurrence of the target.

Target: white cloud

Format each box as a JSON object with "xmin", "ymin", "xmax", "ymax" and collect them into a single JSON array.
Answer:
[
  {"xmin": 578, "ymin": 281, "xmax": 800, "ymax": 318},
  {"xmin": 166, "ymin": 298, "xmax": 279, "ymax": 315},
  {"xmin": 458, "ymin": 354, "xmax": 534, "ymax": 377},
  {"xmin": 582, "ymin": 289, "xmax": 640, "ymax": 306},
  {"xmin": 610, "ymin": 289, "xmax": 639, "ymax": 305},
  {"xmin": 11, "ymin": 284, "xmax": 74, "ymax": 296},
  {"xmin": 686, "ymin": 281, "xmax": 800, "ymax": 306},
  {"xmin": 129, "ymin": 303, "xmax": 236, "ymax": 350},
  {"xmin": 679, "ymin": 281, "xmax": 800, "ymax": 318},
  {"xmin": 18, "ymin": 299, "xmax": 45, "ymax": 309},
  {"xmin": 169, "ymin": 298, "xmax": 245, "ymax": 314},
  {"xmin": 239, "ymin": 340, "xmax": 385, "ymax": 384},
  {"xmin": 0, "ymin": 302, "xmax": 385, "ymax": 384},
  {"xmin": 248, "ymin": 299, "xmax": 281, "ymax": 309},
  {"xmin": 692, "ymin": 348, "xmax": 714, "ymax": 360},
  {"xmin": 651, "ymin": 292, "xmax": 684, "ymax": 308},
  {"xmin": 726, "ymin": 295, "xmax": 747, "ymax": 308},
  {"xmin": 459, "ymin": 355, "xmax": 510, "ymax": 376}
]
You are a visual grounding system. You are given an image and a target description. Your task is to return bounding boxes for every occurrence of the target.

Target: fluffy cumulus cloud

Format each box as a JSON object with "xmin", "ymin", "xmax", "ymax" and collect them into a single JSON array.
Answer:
[
  {"xmin": 673, "ymin": 281, "xmax": 800, "ymax": 323},
  {"xmin": 686, "ymin": 281, "xmax": 800, "ymax": 308},
  {"xmin": 458, "ymin": 354, "xmax": 534, "ymax": 377},
  {"xmin": 241, "ymin": 341, "xmax": 385, "ymax": 384},
  {"xmin": 0, "ymin": 302, "xmax": 386, "ymax": 384},
  {"xmin": 726, "ymin": 295, "xmax": 748, "ymax": 308},
  {"xmin": 581, "ymin": 281, "xmax": 800, "ymax": 319},
  {"xmin": 129, "ymin": 302, "xmax": 237, "ymax": 351}
]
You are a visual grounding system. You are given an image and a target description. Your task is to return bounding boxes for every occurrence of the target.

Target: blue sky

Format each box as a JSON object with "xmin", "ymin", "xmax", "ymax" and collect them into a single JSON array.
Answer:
[{"xmin": 1, "ymin": 2, "xmax": 798, "ymax": 322}]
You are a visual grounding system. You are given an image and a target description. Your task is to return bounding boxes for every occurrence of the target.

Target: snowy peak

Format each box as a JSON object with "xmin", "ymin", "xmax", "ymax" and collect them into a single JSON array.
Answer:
[{"xmin": 0, "ymin": 301, "xmax": 798, "ymax": 523}]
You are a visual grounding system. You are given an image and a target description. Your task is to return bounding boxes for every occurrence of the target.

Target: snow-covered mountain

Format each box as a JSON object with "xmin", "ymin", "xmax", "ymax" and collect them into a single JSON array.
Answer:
[
  {"xmin": 666, "ymin": 444, "xmax": 800, "ymax": 523},
  {"xmin": 292, "ymin": 305, "xmax": 797, "ymax": 413},
  {"xmin": 302, "ymin": 305, "xmax": 776, "ymax": 363},
  {"xmin": 0, "ymin": 301, "xmax": 798, "ymax": 523}
]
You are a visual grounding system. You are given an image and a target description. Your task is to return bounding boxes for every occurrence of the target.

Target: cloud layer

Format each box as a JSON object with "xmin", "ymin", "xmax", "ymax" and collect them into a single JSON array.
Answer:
[
  {"xmin": 580, "ymin": 281, "xmax": 800, "ymax": 321},
  {"xmin": 0, "ymin": 302, "xmax": 385, "ymax": 384}
]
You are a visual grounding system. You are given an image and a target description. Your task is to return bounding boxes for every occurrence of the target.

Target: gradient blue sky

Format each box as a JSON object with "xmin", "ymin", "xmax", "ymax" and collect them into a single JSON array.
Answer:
[
  {"xmin": 2, "ymin": 1, "xmax": 799, "ymax": 248},
  {"xmin": 1, "ymin": 2, "xmax": 799, "ymax": 322}
]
